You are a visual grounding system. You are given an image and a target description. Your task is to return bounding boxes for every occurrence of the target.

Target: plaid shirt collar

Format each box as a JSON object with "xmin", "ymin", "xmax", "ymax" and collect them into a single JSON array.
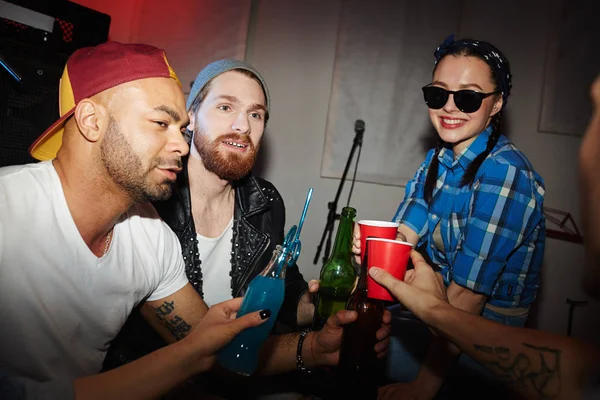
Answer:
[{"xmin": 438, "ymin": 125, "xmax": 494, "ymax": 170}]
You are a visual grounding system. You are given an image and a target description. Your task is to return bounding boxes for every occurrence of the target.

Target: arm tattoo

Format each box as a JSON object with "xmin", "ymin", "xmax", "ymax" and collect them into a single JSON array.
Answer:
[
  {"xmin": 474, "ymin": 342, "xmax": 561, "ymax": 398},
  {"xmin": 474, "ymin": 344, "xmax": 493, "ymax": 354},
  {"xmin": 152, "ymin": 300, "xmax": 192, "ymax": 340}
]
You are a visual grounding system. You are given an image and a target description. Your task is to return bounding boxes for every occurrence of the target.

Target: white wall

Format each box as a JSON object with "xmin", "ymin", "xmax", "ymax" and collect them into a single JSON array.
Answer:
[{"xmin": 246, "ymin": 0, "xmax": 599, "ymax": 344}]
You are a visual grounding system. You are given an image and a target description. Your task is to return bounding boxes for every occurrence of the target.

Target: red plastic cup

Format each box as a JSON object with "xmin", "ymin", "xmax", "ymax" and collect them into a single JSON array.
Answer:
[
  {"xmin": 358, "ymin": 220, "xmax": 399, "ymax": 262},
  {"xmin": 365, "ymin": 238, "xmax": 413, "ymax": 301}
]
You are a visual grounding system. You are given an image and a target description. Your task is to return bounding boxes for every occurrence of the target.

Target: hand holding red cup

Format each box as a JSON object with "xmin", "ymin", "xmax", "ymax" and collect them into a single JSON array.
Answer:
[
  {"xmin": 365, "ymin": 237, "xmax": 413, "ymax": 301},
  {"xmin": 356, "ymin": 220, "xmax": 399, "ymax": 262}
]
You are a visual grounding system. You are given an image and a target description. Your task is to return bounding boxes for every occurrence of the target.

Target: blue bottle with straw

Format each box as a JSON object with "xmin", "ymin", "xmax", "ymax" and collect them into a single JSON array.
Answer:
[{"xmin": 217, "ymin": 188, "xmax": 313, "ymax": 375}]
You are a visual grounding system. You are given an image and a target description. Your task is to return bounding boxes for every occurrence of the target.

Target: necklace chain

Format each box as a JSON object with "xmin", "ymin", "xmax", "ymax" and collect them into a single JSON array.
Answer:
[{"xmin": 102, "ymin": 229, "xmax": 113, "ymax": 255}]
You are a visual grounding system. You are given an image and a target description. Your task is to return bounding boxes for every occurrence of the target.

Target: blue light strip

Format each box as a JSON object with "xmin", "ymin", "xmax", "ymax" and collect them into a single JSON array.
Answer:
[{"xmin": 0, "ymin": 54, "xmax": 22, "ymax": 83}]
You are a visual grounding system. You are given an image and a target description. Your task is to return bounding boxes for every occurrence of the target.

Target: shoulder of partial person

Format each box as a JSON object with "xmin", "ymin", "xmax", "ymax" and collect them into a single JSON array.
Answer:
[
  {"xmin": 0, "ymin": 161, "xmax": 51, "ymax": 180},
  {"xmin": 421, "ymin": 148, "xmax": 439, "ymax": 168},
  {"xmin": 251, "ymin": 175, "xmax": 284, "ymax": 204},
  {"xmin": 0, "ymin": 162, "xmax": 56, "ymax": 199},
  {"xmin": 424, "ymin": 147, "xmax": 438, "ymax": 162},
  {"xmin": 480, "ymin": 143, "xmax": 546, "ymax": 192},
  {"xmin": 409, "ymin": 148, "xmax": 438, "ymax": 176}
]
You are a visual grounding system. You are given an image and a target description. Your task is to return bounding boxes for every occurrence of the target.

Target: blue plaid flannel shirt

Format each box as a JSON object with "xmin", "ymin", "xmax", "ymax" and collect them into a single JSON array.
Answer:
[{"xmin": 393, "ymin": 126, "xmax": 545, "ymax": 308}]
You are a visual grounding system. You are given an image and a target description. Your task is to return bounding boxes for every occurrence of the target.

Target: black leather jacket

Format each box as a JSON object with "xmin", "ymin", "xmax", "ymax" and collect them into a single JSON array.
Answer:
[
  {"xmin": 103, "ymin": 161, "xmax": 308, "ymax": 370},
  {"xmin": 154, "ymin": 161, "xmax": 309, "ymax": 323}
]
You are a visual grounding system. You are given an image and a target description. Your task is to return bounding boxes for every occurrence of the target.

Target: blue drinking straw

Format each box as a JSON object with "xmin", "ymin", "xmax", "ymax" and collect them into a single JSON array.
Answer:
[{"xmin": 278, "ymin": 188, "xmax": 314, "ymax": 274}]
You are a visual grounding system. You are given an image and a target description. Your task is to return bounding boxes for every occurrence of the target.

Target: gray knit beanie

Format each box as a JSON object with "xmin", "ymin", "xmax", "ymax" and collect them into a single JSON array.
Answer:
[{"xmin": 186, "ymin": 59, "xmax": 270, "ymax": 112}]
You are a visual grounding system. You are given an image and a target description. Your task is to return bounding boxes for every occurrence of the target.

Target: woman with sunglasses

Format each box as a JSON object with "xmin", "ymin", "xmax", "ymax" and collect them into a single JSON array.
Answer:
[{"xmin": 379, "ymin": 36, "xmax": 546, "ymax": 399}]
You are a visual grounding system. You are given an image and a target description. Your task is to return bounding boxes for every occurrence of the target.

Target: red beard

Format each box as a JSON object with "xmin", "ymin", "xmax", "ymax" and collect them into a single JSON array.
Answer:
[{"xmin": 193, "ymin": 131, "xmax": 258, "ymax": 181}]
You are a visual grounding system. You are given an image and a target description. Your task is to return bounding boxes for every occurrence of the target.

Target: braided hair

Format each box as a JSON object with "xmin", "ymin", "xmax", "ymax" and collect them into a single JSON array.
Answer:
[
  {"xmin": 424, "ymin": 139, "xmax": 444, "ymax": 204},
  {"xmin": 423, "ymin": 37, "xmax": 511, "ymax": 204}
]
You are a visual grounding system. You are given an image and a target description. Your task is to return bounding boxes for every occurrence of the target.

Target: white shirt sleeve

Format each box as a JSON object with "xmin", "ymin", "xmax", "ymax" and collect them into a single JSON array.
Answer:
[{"xmin": 147, "ymin": 223, "xmax": 189, "ymax": 301}]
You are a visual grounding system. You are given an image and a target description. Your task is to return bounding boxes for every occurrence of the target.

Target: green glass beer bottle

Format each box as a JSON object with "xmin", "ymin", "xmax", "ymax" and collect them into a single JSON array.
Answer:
[{"xmin": 313, "ymin": 206, "xmax": 357, "ymax": 330}]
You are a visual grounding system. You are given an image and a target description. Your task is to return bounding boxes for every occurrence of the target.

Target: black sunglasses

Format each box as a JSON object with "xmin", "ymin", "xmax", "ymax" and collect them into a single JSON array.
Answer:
[{"xmin": 422, "ymin": 86, "xmax": 499, "ymax": 113}]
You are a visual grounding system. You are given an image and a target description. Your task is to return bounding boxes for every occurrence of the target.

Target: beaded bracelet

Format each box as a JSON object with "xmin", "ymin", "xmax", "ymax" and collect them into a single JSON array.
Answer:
[{"xmin": 296, "ymin": 328, "xmax": 313, "ymax": 373}]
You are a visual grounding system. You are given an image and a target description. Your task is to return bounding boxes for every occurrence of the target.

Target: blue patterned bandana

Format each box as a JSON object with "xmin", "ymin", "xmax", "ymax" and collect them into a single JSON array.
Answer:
[{"xmin": 433, "ymin": 34, "xmax": 512, "ymax": 107}]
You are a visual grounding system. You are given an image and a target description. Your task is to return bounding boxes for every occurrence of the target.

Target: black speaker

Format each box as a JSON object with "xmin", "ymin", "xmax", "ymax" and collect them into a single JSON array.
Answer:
[{"xmin": 0, "ymin": 0, "xmax": 111, "ymax": 167}]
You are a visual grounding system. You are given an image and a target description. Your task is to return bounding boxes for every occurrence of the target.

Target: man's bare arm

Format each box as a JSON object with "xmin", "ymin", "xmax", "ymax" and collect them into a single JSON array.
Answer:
[
  {"xmin": 73, "ymin": 298, "xmax": 266, "ymax": 399},
  {"xmin": 142, "ymin": 283, "xmax": 209, "ymax": 343},
  {"xmin": 74, "ymin": 335, "xmax": 202, "ymax": 399},
  {"xmin": 370, "ymin": 254, "xmax": 600, "ymax": 400},
  {"xmin": 407, "ymin": 281, "xmax": 486, "ymax": 398},
  {"xmin": 427, "ymin": 303, "xmax": 598, "ymax": 400},
  {"xmin": 255, "ymin": 309, "xmax": 391, "ymax": 376}
]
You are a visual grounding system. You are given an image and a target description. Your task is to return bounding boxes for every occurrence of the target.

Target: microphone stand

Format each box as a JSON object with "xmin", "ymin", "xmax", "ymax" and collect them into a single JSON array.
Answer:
[
  {"xmin": 346, "ymin": 135, "xmax": 363, "ymax": 207},
  {"xmin": 313, "ymin": 121, "xmax": 365, "ymax": 265}
]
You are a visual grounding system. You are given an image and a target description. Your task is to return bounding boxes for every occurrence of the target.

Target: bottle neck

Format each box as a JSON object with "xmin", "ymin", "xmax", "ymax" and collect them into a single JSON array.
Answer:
[
  {"xmin": 356, "ymin": 249, "xmax": 369, "ymax": 292},
  {"xmin": 330, "ymin": 213, "xmax": 354, "ymax": 260},
  {"xmin": 356, "ymin": 263, "xmax": 367, "ymax": 292},
  {"xmin": 261, "ymin": 246, "xmax": 287, "ymax": 279}
]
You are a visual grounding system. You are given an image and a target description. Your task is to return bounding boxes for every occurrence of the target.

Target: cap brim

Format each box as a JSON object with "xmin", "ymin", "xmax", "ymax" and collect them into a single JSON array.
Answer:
[{"xmin": 28, "ymin": 107, "xmax": 75, "ymax": 161}]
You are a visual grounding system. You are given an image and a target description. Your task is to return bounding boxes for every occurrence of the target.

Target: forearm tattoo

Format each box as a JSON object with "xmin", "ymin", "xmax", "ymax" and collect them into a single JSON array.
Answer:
[
  {"xmin": 474, "ymin": 342, "xmax": 561, "ymax": 398},
  {"xmin": 153, "ymin": 300, "xmax": 192, "ymax": 340}
]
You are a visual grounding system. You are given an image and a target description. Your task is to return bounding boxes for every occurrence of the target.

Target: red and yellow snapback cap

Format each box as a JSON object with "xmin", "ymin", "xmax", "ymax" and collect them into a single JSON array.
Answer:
[{"xmin": 29, "ymin": 41, "xmax": 181, "ymax": 161}]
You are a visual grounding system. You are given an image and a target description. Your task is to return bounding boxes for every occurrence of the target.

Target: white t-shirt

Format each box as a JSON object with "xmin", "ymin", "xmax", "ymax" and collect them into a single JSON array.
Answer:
[
  {"xmin": 0, "ymin": 161, "xmax": 188, "ymax": 382},
  {"xmin": 196, "ymin": 218, "xmax": 233, "ymax": 307}
]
